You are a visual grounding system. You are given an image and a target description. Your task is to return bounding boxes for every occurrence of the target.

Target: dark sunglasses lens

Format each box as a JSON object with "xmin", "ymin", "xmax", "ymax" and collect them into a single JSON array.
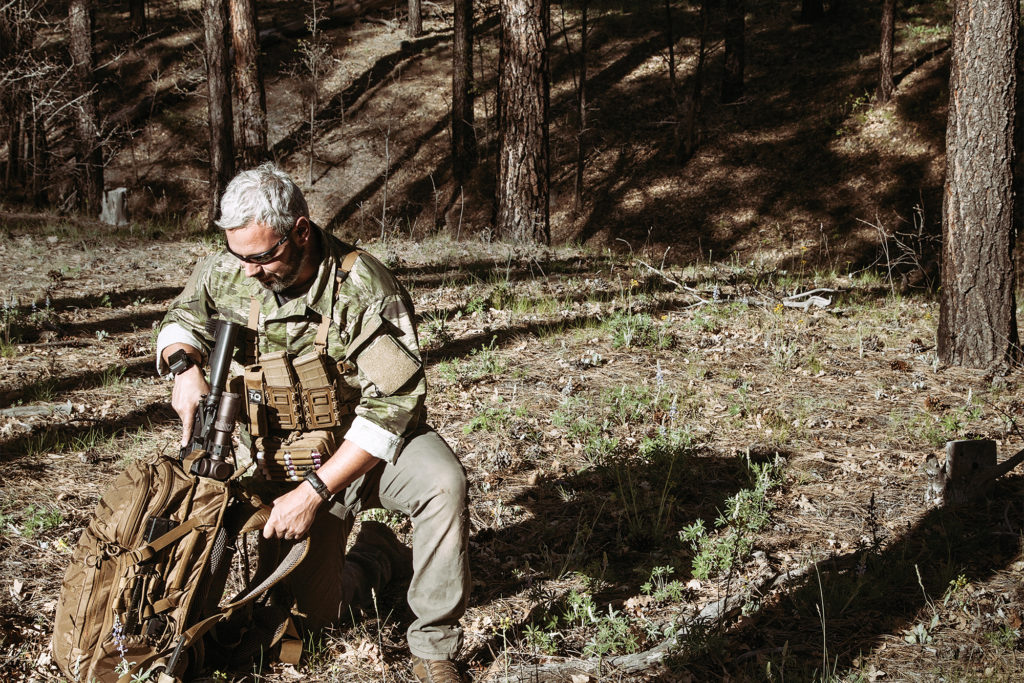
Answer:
[{"xmin": 246, "ymin": 251, "xmax": 276, "ymax": 265}]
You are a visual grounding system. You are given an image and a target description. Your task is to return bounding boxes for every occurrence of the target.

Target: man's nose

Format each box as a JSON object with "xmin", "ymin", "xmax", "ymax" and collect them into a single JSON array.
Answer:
[{"xmin": 243, "ymin": 262, "xmax": 263, "ymax": 278}]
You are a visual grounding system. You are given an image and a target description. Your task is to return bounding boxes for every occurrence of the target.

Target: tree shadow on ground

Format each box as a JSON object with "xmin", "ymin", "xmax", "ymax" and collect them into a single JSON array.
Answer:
[
  {"xmin": 669, "ymin": 477, "xmax": 1024, "ymax": 680},
  {"xmin": 0, "ymin": 399, "xmax": 176, "ymax": 465},
  {"xmin": 0, "ymin": 357, "xmax": 153, "ymax": 412},
  {"xmin": 464, "ymin": 442, "xmax": 787, "ymax": 667}
]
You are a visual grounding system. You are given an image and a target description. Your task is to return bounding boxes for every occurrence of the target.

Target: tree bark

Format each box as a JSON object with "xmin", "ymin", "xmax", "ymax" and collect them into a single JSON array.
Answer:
[
  {"xmin": 29, "ymin": 108, "xmax": 47, "ymax": 207},
  {"xmin": 667, "ymin": 0, "xmax": 675, "ymax": 153},
  {"xmin": 452, "ymin": 0, "xmax": 476, "ymax": 185},
  {"xmin": 938, "ymin": 0, "xmax": 1021, "ymax": 368},
  {"xmin": 721, "ymin": 0, "xmax": 744, "ymax": 103},
  {"xmin": 68, "ymin": 0, "xmax": 103, "ymax": 213},
  {"xmin": 574, "ymin": 0, "xmax": 588, "ymax": 213},
  {"xmin": 496, "ymin": 0, "xmax": 550, "ymax": 243},
  {"xmin": 203, "ymin": 0, "xmax": 235, "ymax": 229},
  {"xmin": 4, "ymin": 108, "xmax": 20, "ymax": 190},
  {"xmin": 129, "ymin": 0, "xmax": 146, "ymax": 33},
  {"xmin": 230, "ymin": 0, "xmax": 267, "ymax": 168},
  {"xmin": 407, "ymin": 0, "xmax": 422, "ymax": 38},
  {"xmin": 877, "ymin": 0, "xmax": 896, "ymax": 103},
  {"xmin": 682, "ymin": 0, "xmax": 708, "ymax": 160}
]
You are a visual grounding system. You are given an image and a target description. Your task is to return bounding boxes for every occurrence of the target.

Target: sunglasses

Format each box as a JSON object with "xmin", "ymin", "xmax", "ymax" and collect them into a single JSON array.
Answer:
[{"xmin": 226, "ymin": 226, "xmax": 293, "ymax": 265}]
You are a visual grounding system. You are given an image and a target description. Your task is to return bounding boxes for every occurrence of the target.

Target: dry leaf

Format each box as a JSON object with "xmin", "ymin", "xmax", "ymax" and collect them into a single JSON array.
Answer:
[{"xmin": 10, "ymin": 578, "xmax": 23, "ymax": 600}]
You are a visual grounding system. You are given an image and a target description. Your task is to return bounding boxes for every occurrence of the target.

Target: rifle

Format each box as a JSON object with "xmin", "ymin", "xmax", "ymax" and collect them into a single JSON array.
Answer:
[{"xmin": 180, "ymin": 319, "xmax": 242, "ymax": 480}]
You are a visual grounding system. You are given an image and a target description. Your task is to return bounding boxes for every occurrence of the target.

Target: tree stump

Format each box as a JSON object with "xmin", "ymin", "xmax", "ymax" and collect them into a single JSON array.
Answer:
[
  {"xmin": 925, "ymin": 439, "xmax": 997, "ymax": 507},
  {"xmin": 99, "ymin": 187, "xmax": 129, "ymax": 226}
]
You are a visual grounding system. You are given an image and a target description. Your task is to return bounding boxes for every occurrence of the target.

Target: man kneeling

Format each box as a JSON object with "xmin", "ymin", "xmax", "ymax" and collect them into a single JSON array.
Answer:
[{"xmin": 156, "ymin": 163, "xmax": 469, "ymax": 683}]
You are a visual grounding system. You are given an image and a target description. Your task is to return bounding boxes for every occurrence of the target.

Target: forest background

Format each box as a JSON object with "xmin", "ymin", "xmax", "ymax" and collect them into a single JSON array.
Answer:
[{"xmin": 4, "ymin": 0, "xmax": 1024, "ymax": 681}]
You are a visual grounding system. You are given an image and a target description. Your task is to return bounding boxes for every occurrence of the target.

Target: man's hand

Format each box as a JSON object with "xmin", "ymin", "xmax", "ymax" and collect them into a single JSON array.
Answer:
[
  {"xmin": 165, "ymin": 345, "xmax": 208, "ymax": 447},
  {"xmin": 261, "ymin": 441, "xmax": 381, "ymax": 540},
  {"xmin": 263, "ymin": 483, "xmax": 323, "ymax": 540}
]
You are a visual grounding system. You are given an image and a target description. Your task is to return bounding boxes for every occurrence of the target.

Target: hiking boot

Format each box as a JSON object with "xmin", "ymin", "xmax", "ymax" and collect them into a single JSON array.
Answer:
[{"xmin": 411, "ymin": 656, "xmax": 464, "ymax": 683}]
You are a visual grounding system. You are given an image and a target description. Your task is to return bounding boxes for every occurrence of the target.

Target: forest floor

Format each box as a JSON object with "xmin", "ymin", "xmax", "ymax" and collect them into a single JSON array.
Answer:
[
  {"xmin": 2, "ymin": 221, "xmax": 1024, "ymax": 683},
  {"xmin": 5, "ymin": 0, "xmax": 1020, "ymax": 681}
]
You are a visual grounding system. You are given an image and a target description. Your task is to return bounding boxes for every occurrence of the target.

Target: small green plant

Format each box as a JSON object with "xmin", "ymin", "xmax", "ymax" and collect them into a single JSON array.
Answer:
[
  {"xmin": 582, "ymin": 435, "xmax": 618, "ymax": 466},
  {"xmin": 20, "ymin": 504, "xmax": 63, "ymax": 537},
  {"xmin": 552, "ymin": 396, "xmax": 601, "ymax": 440},
  {"xmin": 420, "ymin": 312, "xmax": 454, "ymax": 348},
  {"xmin": 986, "ymin": 624, "xmax": 1021, "ymax": 651},
  {"xmin": 100, "ymin": 365, "xmax": 127, "ymax": 388},
  {"xmin": 463, "ymin": 403, "xmax": 516, "ymax": 433},
  {"xmin": 523, "ymin": 622, "xmax": 559, "ymax": 655},
  {"xmin": 681, "ymin": 452, "xmax": 785, "ymax": 580},
  {"xmin": 26, "ymin": 377, "xmax": 59, "ymax": 402},
  {"xmin": 903, "ymin": 613, "xmax": 939, "ymax": 645},
  {"xmin": 606, "ymin": 312, "xmax": 674, "ymax": 350},
  {"xmin": 616, "ymin": 430, "xmax": 694, "ymax": 547},
  {"xmin": 583, "ymin": 605, "xmax": 639, "ymax": 657},
  {"xmin": 641, "ymin": 565, "xmax": 685, "ymax": 604}
]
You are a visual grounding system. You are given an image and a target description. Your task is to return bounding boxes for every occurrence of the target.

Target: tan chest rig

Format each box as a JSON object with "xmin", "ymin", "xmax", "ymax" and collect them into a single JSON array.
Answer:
[{"xmin": 239, "ymin": 252, "xmax": 360, "ymax": 483}]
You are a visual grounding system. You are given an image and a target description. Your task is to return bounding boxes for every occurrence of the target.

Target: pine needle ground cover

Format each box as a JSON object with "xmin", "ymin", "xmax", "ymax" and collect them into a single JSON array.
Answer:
[{"xmin": 2, "ymin": 223, "xmax": 1024, "ymax": 682}]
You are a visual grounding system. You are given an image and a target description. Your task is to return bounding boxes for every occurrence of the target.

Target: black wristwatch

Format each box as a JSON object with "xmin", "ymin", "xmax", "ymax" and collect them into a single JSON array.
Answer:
[
  {"xmin": 304, "ymin": 469, "xmax": 332, "ymax": 501},
  {"xmin": 167, "ymin": 349, "xmax": 197, "ymax": 377}
]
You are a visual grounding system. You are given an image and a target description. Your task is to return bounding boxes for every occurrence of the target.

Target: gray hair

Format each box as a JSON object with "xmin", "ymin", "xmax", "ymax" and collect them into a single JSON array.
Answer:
[{"xmin": 215, "ymin": 163, "xmax": 309, "ymax": 235}]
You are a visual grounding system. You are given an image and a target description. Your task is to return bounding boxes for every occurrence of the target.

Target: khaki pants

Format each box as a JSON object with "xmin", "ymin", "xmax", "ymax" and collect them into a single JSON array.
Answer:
[{"xmin": 253, "ymin": 428, "xmax": 470, "ymax": 660}]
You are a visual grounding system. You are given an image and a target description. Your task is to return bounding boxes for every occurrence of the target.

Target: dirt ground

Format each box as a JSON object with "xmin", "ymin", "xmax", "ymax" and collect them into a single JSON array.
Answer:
[
  {"xmin": 2, "ymin": 220, "xmax": 1024, "ymax": 682},
  {"xmin": 6, "ymin": 0, "xmax": 1022, "ymax": 681}
]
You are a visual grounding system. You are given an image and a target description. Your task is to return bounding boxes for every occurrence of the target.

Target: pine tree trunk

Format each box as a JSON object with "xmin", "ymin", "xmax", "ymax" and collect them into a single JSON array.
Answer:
[
  {"xmin": 721, "ymin": 0, "xmax": 745, "ymax": 103},
  {"xmin": 68, "ymin": 0, "xmax": 103, "ymax": 213},
  {"xmin": 574, "ymin": 0, "xmax": 588, "ymax": 213},
  {"xmin": 496, "ymin": 0, "xmax": 550, "ymax": 243},
  {"xmin": 4, "ymin": 107, "xmax": 19, "ymax": 190},
  {"xmin": 408, "ymin": 0, "xmax": 422, "ymax": 38},
  {"xmin": 203, "ymin": 0, "xmax": 234, "ymax": 228},
  {"xmin": 682, "ymin": 0, "xmax": 708, "ymax": 160},
  {"xmin": 938, "ymin": 0, "xmax": 1021, "ymax": 368},
  {"xmin": 30, "ymin": 109, "xmax": 47, "ymax": 207},
  {"xmin": 230, "ymin": 0, "xmax": 267, "ymax": 168},
  {"xmin": 877, "ymin": 0, "xmax": 896, "ymax": 103},
  {"xmin": 129, "ymin": 0, "xmax": 146, "ymax": 32},
  {"xmin": 452, "ymin": 0, "xmax": 476, "ymax": 185}
]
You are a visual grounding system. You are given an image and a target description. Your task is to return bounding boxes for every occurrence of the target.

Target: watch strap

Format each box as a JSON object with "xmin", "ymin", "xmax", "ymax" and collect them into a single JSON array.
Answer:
[
  {"xmin": 168, "ymin": 349, "xmax": 196, "ymax": 376},
  {"xmin": 304, "ymin": 469, "xmax": 331, "ymax": 501}
]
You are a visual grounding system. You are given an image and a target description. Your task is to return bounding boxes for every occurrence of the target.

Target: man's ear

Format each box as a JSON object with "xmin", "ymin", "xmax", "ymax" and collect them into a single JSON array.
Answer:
[{"xmin": 294, "ymin": 216, "xmax": 311, "ymax": 243}]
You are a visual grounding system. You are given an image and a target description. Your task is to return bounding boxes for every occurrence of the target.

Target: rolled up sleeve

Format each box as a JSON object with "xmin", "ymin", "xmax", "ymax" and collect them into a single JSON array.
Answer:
[{"xmin": 346, "ymin": 293, "xmax": 426, "ymax": 462}]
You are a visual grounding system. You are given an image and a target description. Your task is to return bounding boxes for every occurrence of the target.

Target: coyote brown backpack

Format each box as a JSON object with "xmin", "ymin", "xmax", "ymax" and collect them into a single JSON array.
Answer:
[{"xmin": 52, "ymin": 452, "xmax": 307, "ymax": 683}]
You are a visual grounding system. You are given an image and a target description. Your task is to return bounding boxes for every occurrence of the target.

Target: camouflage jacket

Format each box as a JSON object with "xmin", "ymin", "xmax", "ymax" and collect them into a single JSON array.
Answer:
[{"xmin": 156, "ymin": 226, "xmax": 426, "ymax": 465}]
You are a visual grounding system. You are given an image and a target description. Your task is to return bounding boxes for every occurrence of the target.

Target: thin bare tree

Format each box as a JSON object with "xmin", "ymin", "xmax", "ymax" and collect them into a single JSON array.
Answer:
[
  {"xmin": 129, "ymin": 0, "xmax": 146, "ymax": 33},
  {"xmin": 230, "ymin": 0, "xmax": 268, "ymax": 168},
  {"xmin": 408, "ymin": 0, "xmax": 422, "ymax": 37},
  {"xmin": 68, "ymin": 0, "xmax": 103, "ymax": 213},
  {"xmin": 203, "ymin": 0, "xmax": 235, "ymax": 228},
  {"xmin": 877, "ymin": 0, "xmax": 896, "ymax": 103},
  {"xmin": 721, "ymin": 0, "xmax": 744, "ymax": 103},
  {"xmin": 452, "ymin": 0, "xmax": 476, "ymax": 185}
]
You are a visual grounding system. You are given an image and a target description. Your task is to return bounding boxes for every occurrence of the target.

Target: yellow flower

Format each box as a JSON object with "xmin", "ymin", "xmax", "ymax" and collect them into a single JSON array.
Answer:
[{"xmin": 630, "ymin": 278, "xmax": 639, "ymax": 288}]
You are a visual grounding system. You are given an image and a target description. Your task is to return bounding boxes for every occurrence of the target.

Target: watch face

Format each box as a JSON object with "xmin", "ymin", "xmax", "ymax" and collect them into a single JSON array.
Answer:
[{"xmin": 170, "ymin": 351, "xmax": 193, "ymax": 375}]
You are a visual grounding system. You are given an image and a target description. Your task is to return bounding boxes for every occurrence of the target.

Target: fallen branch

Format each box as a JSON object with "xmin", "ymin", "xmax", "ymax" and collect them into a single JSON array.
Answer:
[
  {"xmin": 484, "ymin": 550, "xmax": 864, "ymax": 682},
  {"xmin": 782, "ymin": 288, "xmax": 837, "ymax": 310}
]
